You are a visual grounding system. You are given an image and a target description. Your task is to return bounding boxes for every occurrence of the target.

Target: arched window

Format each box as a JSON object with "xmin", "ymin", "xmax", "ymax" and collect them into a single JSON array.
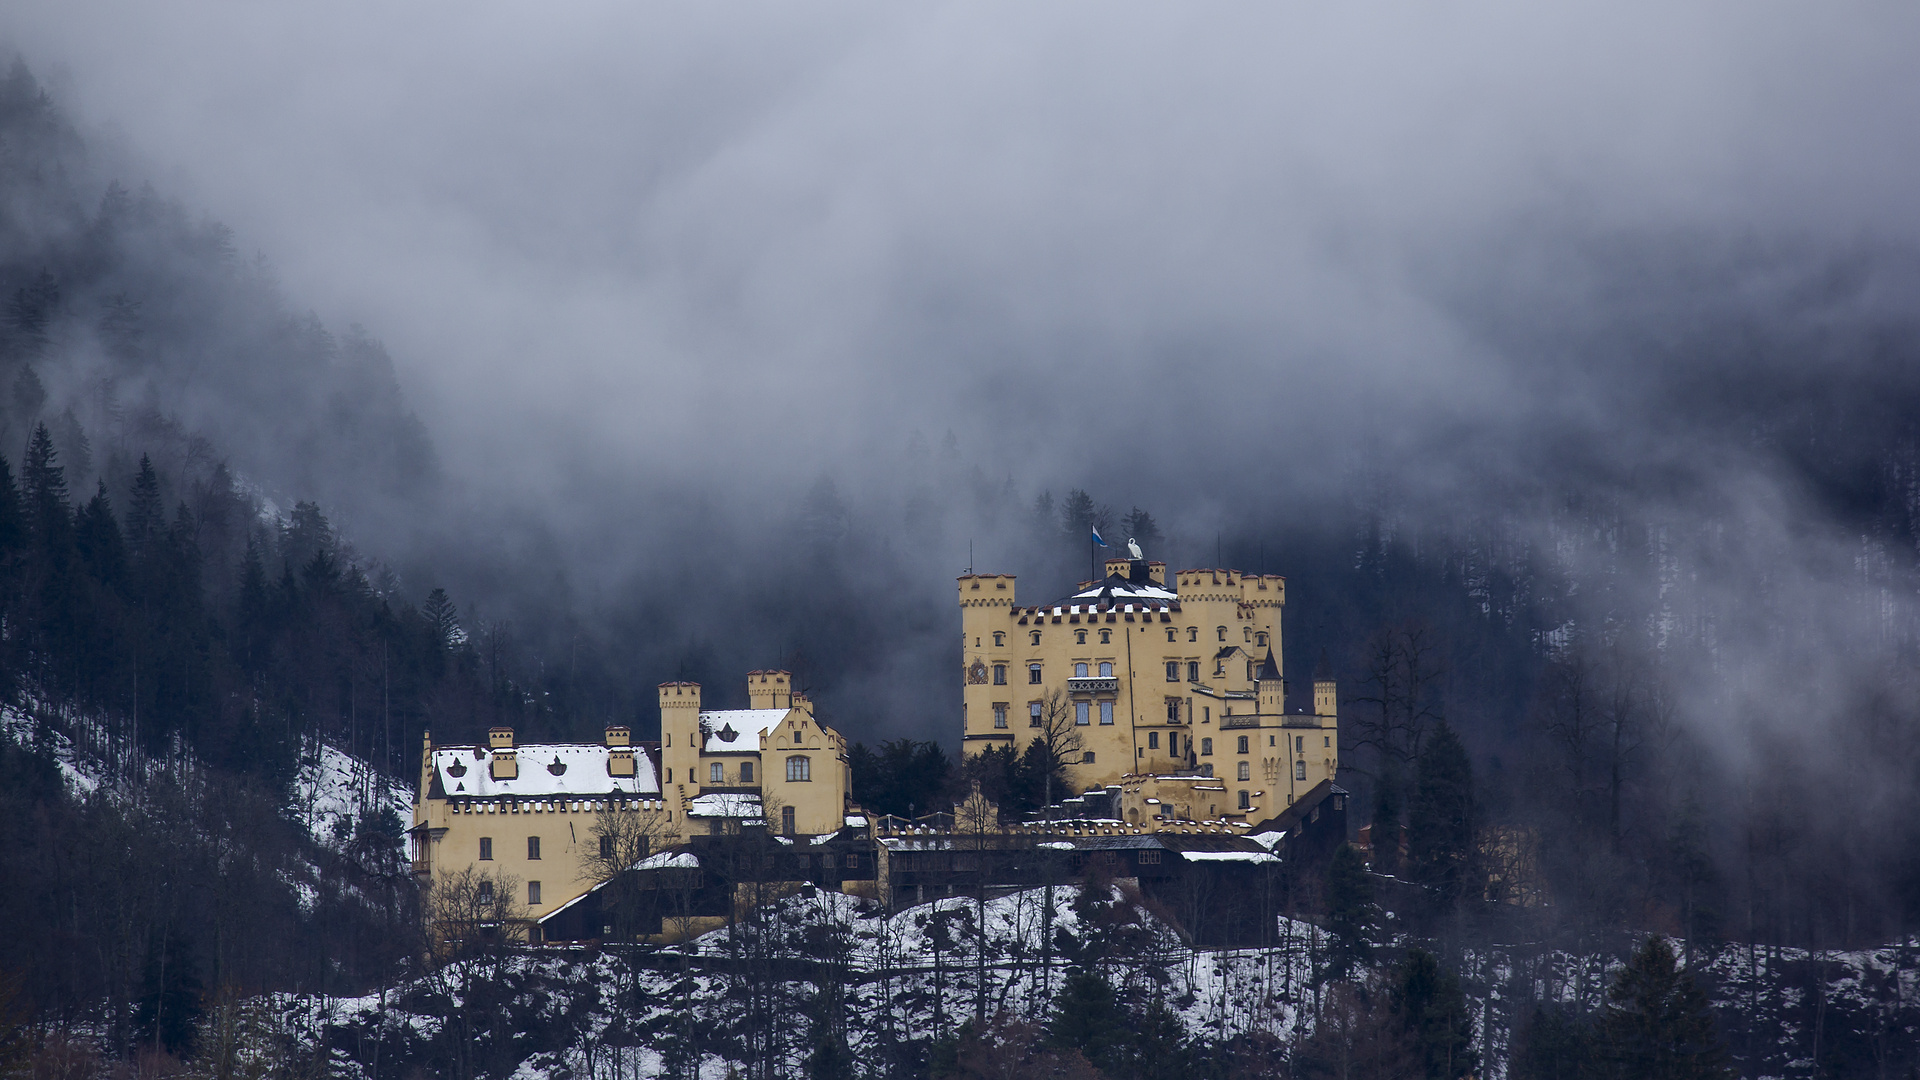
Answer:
[
  {"xmin": 740, "ymin": 761, "xmax": 754, "ymax": 783},
  {"xmin": 1244, "ymin": 627, "xmax": 1252, "ymax": 642},
  {"xmin": 1237, "ymin": 761, "xmax": 1251, "ymax": 782},
  {"xmin": 1165, "ymin": 661, "xmax": 1179, "ymax": 681},
  {"xmin": 710, "ymin": 762, "xmax": 724, "ymax": 784},
  {"xmin": 786, "ymin": 756, "xmax": 811, "ymax": 782},
  {"xmin": 993, "ymin": 664, "xmax": 1006, "ymax": 685},
  {"xmin": 1217, "ymin": 626, "xmax": 1227, "ymax": 642},
  {"xmin": 1166, "ymin": 628, "xmax": 1177, "ymax": 642},
  {"xmin": 1029, "ymin": 663, "xmax": 1043, "ymax": 684},
  {"xmin": 1099, "ymin": 629, "xmax": 1111, "ymax": 644},
  {"xmin": 1076, "ymin": 629, "xmax": 1088, "ymax": 644},
  {"xmin": 1030, "ymin": 631, "xmax": 1042, "ymax": 645},
  {"xmin": 1188, "ymin": 627, "xmax": 1198, "ymax": 642},
  {"xmin": 1187, "ymin": 661, "xmax": 1200, "ymax": 682},
  {"xmin": 1295, "ymin": 761, "xmax": 1307, "ymax": 781},
  {"xmin": 1237, "ymin": 735, "xmax": 1249, "ymax": 754},
  {"xmin": 1075, "ymin": 662, "xmax": 1089, "ymax": 677},
  {"xmin": 1075, "ymin": 702, "xmax": 1090, "ymax": 725},
  {"xmin": 993, "ymin": 632, "xmax": 1005, "ymax": 646},
  {"xmin": 1237, "ymin": 790, "xmax": 1250, "ymax": 810},
  {"xmin": 1098, "ymin": 661, "xmax": 1113, "ymax": 677},
  {"xmin": 1201, "ymin": 738, "xmax": 1213, "ymax": 756},
  {"xmin": 1256, "ymin": 632, "xmax": 1268, "ymax": 647}
]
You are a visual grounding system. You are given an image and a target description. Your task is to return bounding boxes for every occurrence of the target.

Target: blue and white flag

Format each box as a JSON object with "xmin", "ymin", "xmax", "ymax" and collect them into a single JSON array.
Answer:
[{"xmin": 1091, "ymin": 526, "xmax": 1108, "ymax": 547}]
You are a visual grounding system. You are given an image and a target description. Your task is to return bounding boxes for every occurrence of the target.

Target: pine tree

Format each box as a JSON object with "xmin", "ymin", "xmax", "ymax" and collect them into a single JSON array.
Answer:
[
  {"xmin": 125, "ymin": 453, "xmax": 164, "ymax": 560},
  {"xmin": 1394, "ymin": 949, "xmax": 1477, "ymax": 1080},
  {"xmin": 1048, "ymin": 967, "xmax": 1128, "ymax": 1073},
  {"xmin": 21, "ymin": 423, "xmax": 68, "ymax": 541},
  {"xmin": 1406, "ymin": 722, "xmax": 1475, "ymax": 900},
  {"xmin": 1593, "ymin": 937, "xmax": 1731, "ymax": 1080},
  {"xmin": 1120, "ymin": 507, "xmax": 1163, "ymax": 556},
  {"xmin": 1323, "ymin": 843, "xmax": 1378, "ymax": 981}
]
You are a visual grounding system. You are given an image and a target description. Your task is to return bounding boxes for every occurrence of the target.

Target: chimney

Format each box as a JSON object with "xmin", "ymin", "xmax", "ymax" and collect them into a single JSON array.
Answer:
[
  {"xmin": 488, "ymin": 727, "xmax": 518, "ymax": 780},
  {"xmin": 747, "ymin": 669, "xmax": 792, "ymax": 711},
  {"xmin": 1147, "ymin": 561, "xmax": 1166, "ymax": 585},
  {"xmin": 605, "ymin": 725, "xmax": 631, "ymax": 747}
]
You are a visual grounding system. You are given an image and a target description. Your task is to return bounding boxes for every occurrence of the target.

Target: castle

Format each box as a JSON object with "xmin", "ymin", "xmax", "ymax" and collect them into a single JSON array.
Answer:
[
  {"xmin": 958, "ymin": 553, "xmax": 1338, "ymax": 827},
  {"xmin": 410, "ymin": 670, "xmax": 852, "ymax": 938}
]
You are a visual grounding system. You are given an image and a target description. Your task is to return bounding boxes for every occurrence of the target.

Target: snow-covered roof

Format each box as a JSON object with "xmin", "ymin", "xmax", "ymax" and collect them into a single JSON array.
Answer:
[
  {"xmin": 432, "ymin": 744, "xmax": 659, "ymax": 799},
  {"xmin": 1068, "ymin": 577, "xmax": 1179, "ymax": 603},
  {"xmin": 688, "ymin": 792, "xmax": 763, "ymax": 818},
  {"xmin": 700, "ymin": 709, "xmax": 791, "ymax": 754},
  {"xmin": 1177, "ymin": 850, "xmax": 1280, "ymax": 865},
  {"xmin": 844, "ymin": 814, "xmax": 869, "ymax": 828},
  {"xmin": 634, "ymin": 851, "xmax": 700, "ymax": 871}
]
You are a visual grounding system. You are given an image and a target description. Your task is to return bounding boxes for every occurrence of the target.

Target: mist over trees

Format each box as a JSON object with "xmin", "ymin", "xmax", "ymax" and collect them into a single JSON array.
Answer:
[{"xmin": 4, "ymin": 29, "xmax": 1920, "ymax": 1076}]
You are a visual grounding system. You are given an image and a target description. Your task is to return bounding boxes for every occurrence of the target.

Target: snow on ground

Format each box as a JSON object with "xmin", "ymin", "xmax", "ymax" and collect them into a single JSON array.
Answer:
[{"xmin": 291, "ymin": 743, "xmax": 414, "ymax": 853}]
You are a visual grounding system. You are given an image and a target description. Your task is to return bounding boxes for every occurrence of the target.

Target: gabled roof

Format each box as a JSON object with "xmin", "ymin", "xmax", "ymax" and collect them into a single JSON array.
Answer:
[{"xmin": 699, "ymin": 709, "xmax": 791, "ymax": 754}]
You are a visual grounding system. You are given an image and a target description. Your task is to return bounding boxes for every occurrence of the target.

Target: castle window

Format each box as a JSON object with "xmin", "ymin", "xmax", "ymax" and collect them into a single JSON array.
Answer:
[
  {"xmin": 1248, "ymin": 661, "xmax": 1257, "ymax": 681},
  {"xmin": 710, "ymin": 763, "xmax": 724, "ymax": 784},
  {"xmin": 600, "ymin": 836, "xmax": 614, "ymax": 860},
  {"xmin": 1238, "ymin": 761, "xmax": 1251, "ymax": 782},
  {"xmin": 1148, "ymin": 732, "xmax": 1159, "ymax": 749},
  {"xmin": 1187, "ymin": 627, "xmax": 1197, "ymax": 642},
  {"xmin": 1256, "ymin": 633, "xmax": 1268, "ymax": 647},
  {"xmin": 1166, "ymin": 628, "xmax": 1176, "ymax": 642},
  {"xmin": 1029, "ymin": 663, "xmax": 1043, "ymax": 684},
  {"xmin": 993, "ymin": 703, "xmax": 1009, "ymax": 729},
  {"xmin": 783, "ymin": 805, "xmax": 796, "ymax": 836},
  {"xmin": 993, "ymin": 632, "xmax": 1005, "ymax": 647},
  {"xmin": 1269, "ymin": 735, "xmax": 1276, "ymax": 746},
  {"xmin": 478, "ymin": 880, "xmax": 494, "ymax": 904},
  {"xmin": 1201, "ymin": 764, "xmax": 1214, "ymax": 778},
  {"xmin": 787, "ymin": 756, "xmax": 811, "ymax": 782},
  {"xmin": 1217, "ymin": 627, "xmax": 1227, "ymax": 642},
  {"xmin": 1244, "ymin": 628, "xmax": 1252, "ymax": 642},
  {"xmin": 528, "ymin": 836, "xmax": 542, "ymax": 860},
  {"xmin": 1215, "ymin": 660, "xmax": 1225, "ymax": 676},
  {"xmin": 1075, "ymin": 662, "xmax": 1089, "ymax": 677},
  {"xmin": 1325, "ymin": 736, "xmax": 1331, "ymax": 747},
  {"xmin": 1166, "ymin": 699, "xmax": 1181, "ymax": 723},
  {"xmin": 1099, "ymin": 702, "xmax": 1114, "ymax": 725},
  {"xmin": 1075, "ymin": 702, "xmax": 1090, "ymax": 726},
  {"xmin": 1187, "ymin": 661, "xmax": 1200, "ymax": 682},
  {"xmin": 1031, "ymin": 631, "xmax": 1042, "ymax": 646},
  {"xmin": 1166, "ymin": 661, "xmax": 1179, "ymax": 681},
  {"xmin": 1082, "ymin": 751, "xmax": 1096, "ymax": 764},
  {"xmin": 1098, "ymin": 662, "xmax": 1113, "ymax": 677},
  {"xmin": 529, "ymin": 881, "xmax": 542, "ymax": 904},
  {"xmin": 1238, "ymin": 791, "xmax": 1250, "ymax": 810},
  {"xmin": 479, "ymin": 837, "xmax": 493, "ymax": 861},
  {"xmin": 1138, "ymin": 849, "xmax": 1161, "ymax": 865},
  {"xmin": 1296, "ymin": 736, "xmax": 1304, "ymax": 752},
  {"xmin": 665, "ymin": 768, "xmax": 672, "ymax": 782},
  {"xmin": 1295, "ymin": 761, "xmax": 1307, "ymax": 781},
  {"xmin": 1030, "ymin": 702, "xmax": 1043, "ymax": 727},
  {"xmin": 1076, "ymin": 630, "xmax": 1088, "ymax": 644},
  {"xmin": 993, "ymin": 664, "xmax": 1006, "ymax": 685},
  {"xmin": 1202, "ymin": 737, "xmax": 1213, "ymax": 755},
  {"xmin": 1099, "ymin": 630, "xmax": 1111, "ymax": 644},
  {"xmin": 741, "ymin": 761, "xmax": 754, "ymax": 783},
  {"xmin": 1237, "ymin": 736, "xmax": 1249, "ymax": 754}
]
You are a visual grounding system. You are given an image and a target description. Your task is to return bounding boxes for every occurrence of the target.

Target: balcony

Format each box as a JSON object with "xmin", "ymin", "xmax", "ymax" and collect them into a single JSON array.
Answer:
[{"xmin": 1066, "ymin": 677, "xmax": 1119, "ymax": 694}]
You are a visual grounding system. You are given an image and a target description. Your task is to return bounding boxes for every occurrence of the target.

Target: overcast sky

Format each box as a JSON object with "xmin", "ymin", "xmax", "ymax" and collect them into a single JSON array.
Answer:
[{"xmin": 12, "ymin": 1, "xmax": 1920, "ymax": 514}]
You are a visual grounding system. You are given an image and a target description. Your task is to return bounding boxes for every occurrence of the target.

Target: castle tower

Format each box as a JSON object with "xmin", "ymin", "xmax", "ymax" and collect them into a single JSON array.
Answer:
[{"xmin": 658, "ymin": 681, "xmax": 703, "ymax": 796}]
